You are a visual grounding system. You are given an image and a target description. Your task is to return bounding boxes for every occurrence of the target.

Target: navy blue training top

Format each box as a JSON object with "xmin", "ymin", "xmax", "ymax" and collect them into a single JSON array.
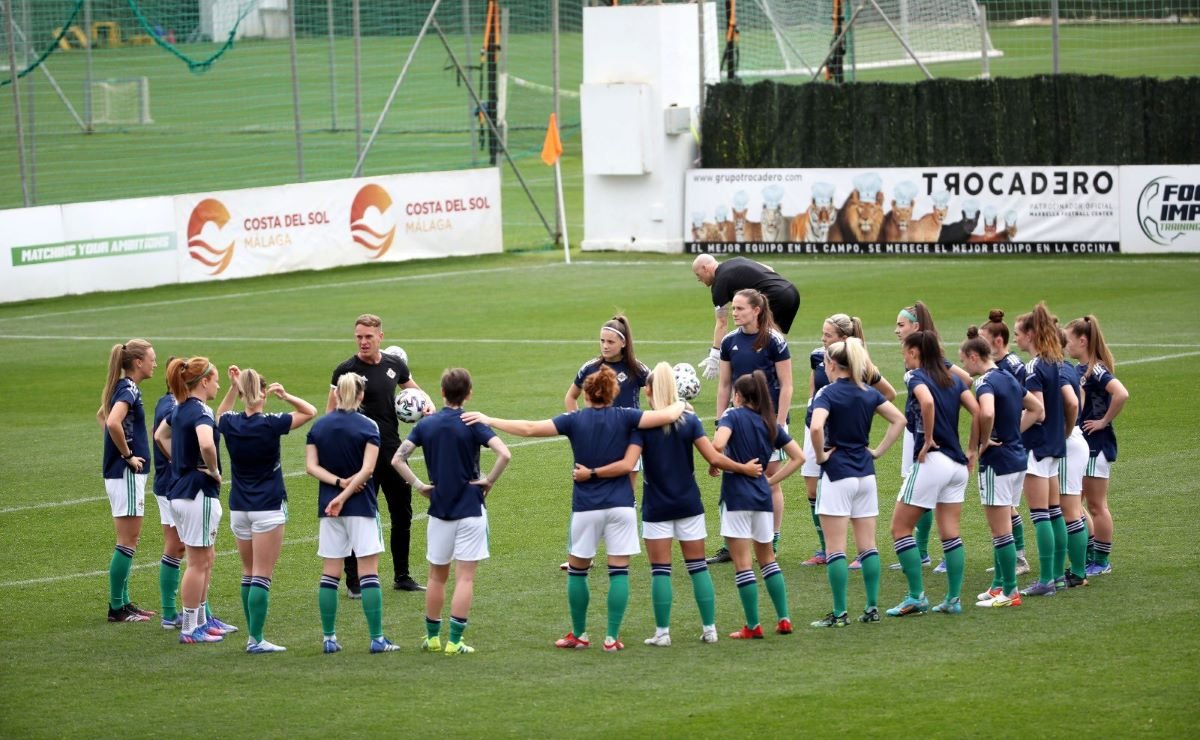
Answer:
[
  {"xmin": 974, "ymin": 368, "xmax": 1027, "ymax": 475},
  {"xmin": 1022, "ymin": 357, "xmax": 1069, "ymax": 460},
  {"xmin": 407, "ymin": 407, "xmax": 498, "ymax": 521},
  {"xmin": 152, "ymin": 392, "xmax": 176, "ymax": 496},
  {"xmin": 1078, "ymin": 363, "xmax": 1119, "ymax": 461},
  {"xmin": 306, "ymin": 410, "xmax": 381, "ymax": 518},
  {"xmin": 573, "ymin": 358, "xmax": 648, "ymax": 410},
  {"xmin": 166, "ymin": 397, "xmax": 222, "ymax": 500},
  {"xmin": 219, "ymin": 412, "xmax": 293, "ymax": 511},
  {"xmin": 553, "ymin": 406, "xmax": 644, "ymax": 512},
  {"xmin": 907, "ymin": 368, "xmax": 968, "ymax": 465},
  {"xmin": 721, "ymin": 328, "xmax": 791, "ymax": 423},
  {"xmin": 639, "ymin": 413, "xmax": 707, "ymax": 522},
  {"xmin": 716, "ymin": 406, "xmax": 793, "ymax": 512},
  {"xmin": 102, "ymin": 378, "xmax": 150, "ymax": 479},
  {"xmin": 998, "ymin": 351, "xmax": 1027, "ymax": 385},
  {"xmin": 810, "ymin": 378, "xmax": 887, "ymax": 481}
]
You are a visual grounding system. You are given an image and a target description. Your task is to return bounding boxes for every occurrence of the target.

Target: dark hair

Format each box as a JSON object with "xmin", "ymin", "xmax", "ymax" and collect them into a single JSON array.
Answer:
[
  {"xmin": 904, "ymin": 331, "xmax": 952, "ymax": 388},
  {"xmin": 903, "ymin": 300, "xmax": 940, "ymax": 339},
  {"xmin": 599, "ymin": 314, "xmax": 646, "ymax": 380},
  {"xmin": 1066, "ymin": 314, "xmax": 1115, "ymax": 373},
  {"xmin": 441, "ymin": 367, "xmax": 472, "ymax": 406},
  {"xmin": 582, "ymin": 365, "xmax": 619, "ymax": 406},
  {"xmin": 1019, "ymin": 302, "xmax": 1063, "ymax": 362},
  {"xmin": 733, "ymin": 370, "xmax": 777, "ymax": 443},
  {"xmin": 961, "ymin": 326, "xmax": 992, "ymax": 361},
  {"xmin": 735, "ymin": 289, "xmax": 778, "ymax": 352},
  {"xmin": 981, "ymin": 309, "xmax": 1010, "ymax": 347}
]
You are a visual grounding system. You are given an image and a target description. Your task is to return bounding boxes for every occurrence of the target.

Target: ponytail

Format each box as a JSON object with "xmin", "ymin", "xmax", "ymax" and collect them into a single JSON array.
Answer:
[
  {"xmin": 1066, "ymin": 314, "xmax": 1115, "ymax": 373},
  {"xmin": 902, "ymin": 300, "xmax": 940, "ymax": 339},
  {"xmin": 237, "ymin": 368, "xmax": 267, "ymax": 408},
  {"xmin": 101, "ymin": 339, "xmax": 153, "ymax": 416},
  {"xmin": 904, "ymin": 331, "xmax": 952, "ymax": 388},
  {"xmin": 825, "ymin": 313, "xmax": 865, "ymax": 341},
  {"xmin": 1026, "ymin": 301, "xmax": 1063, "ymax": 362},
  {"xmin": 826, "ymin": 338, "xmax": 871, "ymax": 389},
  {"xmin": 733, "ymin": 370, "xmax": 777, "ymax": 443},
  {"xmin": 736, "ymin": 289, "xmax": 779, "ymax": 352},
  {"xmin": 335, "ymin": 373, "xmax": 366, "ymax": 411},
  {"xmin": 167, "ymin": 356, "xmax": 215, "ymax": 403},
  {"xmin": 602, "ymin": 314, "xmax": 645, "ymax": 380},
  {"xmin": 646, "ymin": 362, "xmax": 682, "ymax": 433}
]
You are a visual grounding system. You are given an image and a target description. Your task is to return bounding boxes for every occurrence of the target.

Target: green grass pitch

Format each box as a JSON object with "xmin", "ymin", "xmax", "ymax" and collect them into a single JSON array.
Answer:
[{"xmin": 1, "ymin": 251, "xmax": 1198, "ymax": 736}]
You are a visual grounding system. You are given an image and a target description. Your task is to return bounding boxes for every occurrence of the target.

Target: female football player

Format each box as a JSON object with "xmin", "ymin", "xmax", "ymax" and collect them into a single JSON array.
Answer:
[
  {"xmin": 150, "ymin": 361, "xmax": 187, "ymax": 629},
  {"xmin": 98, "ymin": 339, "xmax": 157, "ymax": 623},
  {"xmin": 306, "ymin": 372, "xmax": 400, "ymax": 654},
  {"xmin": 713, "ymin": 370, "xmax": 805, "ymax": 639},
  {"xmin": 217, "ymin": 366, "xmax": 315, "ymax": 652},
  {"xmin": 464, "ymin": 365, "xmax": 685, "ymax": 652},
  {"xmin": 807, "ymin": 339, "xmax": 905, "ymax": 626},
  {"xmin": 1066, "ymin": 315, "xmax": 1129, "ymax": 577},
  {"xmin": 887, "ymin": 331, "xmax": 979, "ymax": 617}
]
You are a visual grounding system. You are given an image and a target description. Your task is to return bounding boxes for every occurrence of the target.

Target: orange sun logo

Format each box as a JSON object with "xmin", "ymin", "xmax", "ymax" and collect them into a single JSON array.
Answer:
[
  {"xmin": 187, "ymin": 199, "xmax": 235, "ymax": 275},
  {"xmin": 350, "ymin": 184, "xmax": 396, "ymax": 259}
]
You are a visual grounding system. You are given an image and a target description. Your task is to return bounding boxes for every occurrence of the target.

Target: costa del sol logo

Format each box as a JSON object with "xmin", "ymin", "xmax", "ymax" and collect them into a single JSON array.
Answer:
[
  {"xmin": 350, "ymin": 183, "xmax": 396, "ymax": 259},
  {"xmin": 1138, "ymin": 176, "xmax": 1200, "ymax": 247},
  {"xmin": 187, "ymin": 198, "xmax": 236, "ymax": 274}
]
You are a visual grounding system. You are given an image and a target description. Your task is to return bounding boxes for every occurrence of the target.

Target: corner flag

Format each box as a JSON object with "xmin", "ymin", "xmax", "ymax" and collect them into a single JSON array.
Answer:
[{"xmin": 541, "ymin": 113, "xmax": 563, "ymax": 166}]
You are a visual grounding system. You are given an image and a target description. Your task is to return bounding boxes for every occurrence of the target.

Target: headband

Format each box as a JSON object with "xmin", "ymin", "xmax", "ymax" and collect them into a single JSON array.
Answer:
[
  {"xmin": 601, "ymin": 326, "xmax": 626, "ymax": 342},
  {"xmin": 185, "ymin": 363, "xmax": 215, "ymax": 387},
  {"xmin": 899, "ymin": 308, "xmax": 918, "ymax": 323}
]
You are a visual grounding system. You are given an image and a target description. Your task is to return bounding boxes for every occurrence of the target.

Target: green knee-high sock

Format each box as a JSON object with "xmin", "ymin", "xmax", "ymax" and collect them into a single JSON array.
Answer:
[
  {"xmin": 1050, "ymin": 509, "xmax": 1068, "ymax": 580},
  {"xmin": 247, "ymin": 583, "xmax": 269, "ymax": 643},
  {"xmin": 762, "ymin": 563, "xmax": 789, "ymax": 620},
  {"xmin": 915, "ymin": 511, "xmax": 933, "ymax": 559},
  {"xmin": 1032, "ymin": 511, "xmax": 1055, "ymax": 583},
  {"xmin": 1067, "ymin": 518, "xmax": 1088, "ymax": 577},
  {"xmin": 687, "ymin": 561, "xmax": 716, "ymax": 627},
  {"xmin": 826, "ymin": 554, "xmax": 849, "ymax": 615},
  {"xmin": 1086, "ymin": 535, "xmax": 1096, "ymax": 565},
  {"xmin": 425, "ymin": 616, "xmax": 442, "ymax": 640},
  {"xmin": 448, "ymin": 616, "xmax": 467, "ymax": 644},
  {"xmin": 109, "ymin": 546, "xmax": 134, "ymax": 610},
  {"xmin": 240, "ymin": 576, "xmax": 252, "ymax": 629},
  {"xmin": 1094, "ymin": 540, "xmax": 1111, "ymax": 567},
  {"xmin": 897, "ymin": 540, "xmax": 925, "ymax": 599},
  {"xmin": 860, "ymin": 550, "xmax": 881, "ymax": 609},
  {"xmin": 996, "ymin": 539, "xmax": 1018, "ymax": 595},
  {"xmin": 943, "ymin": 539, "xmax": 965, "ymax": 600},
  {"xmin": 991, "ymin": 548, "xmax": 1004, "ymax": 589},
  {"xmin": 734, "ymin": 570, "xmax": 760, "ymax": 627},
  {"xmin": 606, "ymin": 569, "xmax": 630, "ymax": 639},
  {"xmin": 318, "ymin": 577, "xmax": 339, "ymax": 637},
  {"xmin": 1012, "ymin": 514, "xmax": 1026, "ymax": 552},
  {"xmin": 650, "ymin": 565, "xmax": 672, "ymax": 630},
  {"xmin": 567, "ymin": 569, "xmax": 590, "ymax": 636},
  {"xmin": 159, "ymin": 555, "xmax": 181, "ymax": 620},
  {"xmin": 809, "ymin": 499, "xmax": 825, "ymax": 551},
  {"xmin": 360, "ymin": 580, "xmax": 384, "ymax": 640}
]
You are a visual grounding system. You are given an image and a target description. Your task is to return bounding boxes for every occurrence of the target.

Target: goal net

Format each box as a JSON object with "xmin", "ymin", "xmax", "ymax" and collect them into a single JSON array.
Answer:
[
  {"xmin": 732, "ymin": 0, "xmax": 1001, "ymax": 78},
  {"xmin": 89, "ymin": 77, "xmax": 153, "ymax": 126}
]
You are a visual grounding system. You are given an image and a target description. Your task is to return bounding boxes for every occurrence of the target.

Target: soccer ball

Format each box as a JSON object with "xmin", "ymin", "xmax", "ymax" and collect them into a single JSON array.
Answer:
[
  {"xmin": 394, "ymin": 388, "xmax": 429, "ymax": 423},
  {"xmin": 383, "ymin": 345, "xmax": 408, "ymax": 364},
  {"xmin": 673, "ymin": 362, "xmax": 701, "ymax": 401}
]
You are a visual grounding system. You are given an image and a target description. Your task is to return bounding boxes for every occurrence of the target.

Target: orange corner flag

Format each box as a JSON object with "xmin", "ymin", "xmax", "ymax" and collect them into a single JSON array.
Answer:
[{"xmin": 541, "ymin": 113, "xmax": 563, "ymax": 166}]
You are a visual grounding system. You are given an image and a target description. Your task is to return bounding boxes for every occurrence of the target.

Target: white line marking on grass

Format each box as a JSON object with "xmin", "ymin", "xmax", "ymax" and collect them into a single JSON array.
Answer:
[
  {"xmin": 1121, "ymin": 350, "xmax": 1200, "ymax": 366},
  {"xmin": 0, "ymin": 334, "xmax": 704, "ymax": 346},
  {"xmin": 0, "ymin": 516, "xmax": 423, "ymax": 588}
]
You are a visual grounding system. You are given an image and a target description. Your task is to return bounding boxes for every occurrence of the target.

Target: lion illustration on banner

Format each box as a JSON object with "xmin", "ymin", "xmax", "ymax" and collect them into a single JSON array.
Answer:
[{"xmin": 828, "ymin": 173, "xmax": 885, "ymax": 243}]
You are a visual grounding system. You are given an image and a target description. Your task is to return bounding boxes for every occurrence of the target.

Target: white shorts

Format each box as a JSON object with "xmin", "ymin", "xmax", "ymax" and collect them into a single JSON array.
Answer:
[
  {"xmin": 318, "ymin": 515, "xmax": 384, "ymax": 559},
  {"xmin": 1085, "ymin": 451, "xmax": 1112, "ymax": 480},
  {"xmin": 642, "ymin": 513, "xmax": 707, "ymax": 542},
  {"xmin": 816, "ymin": 474, "xmax": 879, "ymax": 519},
  {"xmin": 896, "ymin": 450, "xmax": 967, "ymax": 509},
  {"xmin": 169, "ymin": 495, "xmax": 222, "ymax": 548},
  {"xmin": 154, "ymin": 495, "xmax": 175, "ymax": 527},
  {"xmin": 801, "ymin": 425, "xmax": 821, "ymax": 478},
  {"xmin": 1060, "ymin": 428, "xmax": 1089, "ymax": 495},
  {"xmin": 427, "ymin": 512, "xmax": 490, "ymax": 564},
  {"xmin": 230, "ymin": 503, "xmax": 288, "ymax": 540},
  {"xmin": 569, "ymin": 507, "xmax": 640, "ymax": 559},
  {"xmin": 769, "ymin": 423, "xmax": 789, "ymax": 464},
  {"xmin": 632, "ymin": 456, "xmax": 643, "ymax": 473},
  {"xmin": 978, "ymin": 468, "xmax": 1025, "ymax": 508},
  {"xmin": 1026, "ymin": 451, "xmax": 1060, "ymax": 479},
  {"xmin": 719, "ymin": 504, "xmax": 774, "ymax": 543},
  {"xmin": 105, "ymin": 472, "xmax": 147, "ymax": 518},
  {"xmin": 901, "ymin": 429, "xmax": 915, "ymax": 480}
]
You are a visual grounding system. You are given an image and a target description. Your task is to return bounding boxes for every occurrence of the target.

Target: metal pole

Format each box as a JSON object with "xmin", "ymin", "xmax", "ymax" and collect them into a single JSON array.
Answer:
[
  {"xmin": 4, "ymin": 0, "xmax": 29, "ymax": 205},
  {"xmin": 353, "ymin": 0, "xmax": 446, "ymax": 178},
  {"xmin": 6, "ymin": 13, "xmax": 85, "ymax": 129},
  {"xmin": 464, "ymin": 0, "xmax": 477, "ymax": 167},
  {"xmin": 353, "ymin": 0, "xmax": 362, "ymax": 158},
  {"xmin": 83, "ymin": 0, "xmax": 92, "ymax": 131},
  {"xmin": 867, "ymin": 0, "xmax": 932, "ymax": 79},
  {"xmin": 552, "ymin": 0, "xmax": 562, "ymax": 245},
  {"xmin": 696, "ymin": 0, "xmax": 705, "ymax": 111},
  {"xmin": 432, "ymin": 18, "xmax": 554, "ymax": 239},
  {"xmin": 287, "ymin": 0, "xmax": 304, "ymax": 181},
  {"xmin": 21, "ymin": 0, "xmax": 33, "ymax": 202},
  {"xmin": 1050, "ymin": 0, "xmax": 1060, "ymax": 74},
  {"xmin": 499, "ymin": 6, "xmax": 508, "ymax": 151},
  {"xmin": 327, "ymin": 0, "xmax": 338, "ymax": 131},
  {"xmin": 979, "ymin": 4, "xmax": 989, "ymax": 79}
]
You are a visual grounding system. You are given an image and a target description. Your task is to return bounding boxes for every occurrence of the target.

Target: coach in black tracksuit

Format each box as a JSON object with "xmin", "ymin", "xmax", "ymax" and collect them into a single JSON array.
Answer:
[
  {"xmin": 691, "ymin": 254, "xmax": 801, "ymax": 379},
  {"xmin": 328, "ymin": 314, "xmax": 428, "ymax": 594}
]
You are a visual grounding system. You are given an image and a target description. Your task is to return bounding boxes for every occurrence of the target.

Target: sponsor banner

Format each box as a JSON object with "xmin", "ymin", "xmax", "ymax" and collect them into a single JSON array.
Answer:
[
  {"xmin": 1, "ymin": 198, "xmax": 177, "ymax": 303},
  {"xmin": 1119, "ymin": 166, "xmax": 1200, "ymax": 254},
  {"xmin": 0, "ymin": 168, "xmax": 501, "ymax": 303},
  {"xmin": 685, "ymin": 167, "xmax": 1121, "ymax": 255},
  {"xmin": 178, "ymin": 168, "xmax": 502, "ymax": 281}
]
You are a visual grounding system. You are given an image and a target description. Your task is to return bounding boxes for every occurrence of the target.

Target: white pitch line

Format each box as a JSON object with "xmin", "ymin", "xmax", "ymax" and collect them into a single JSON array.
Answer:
[{"xmin": 1121, "ymin": 350, "xmax": 1200, "ymax": 366}]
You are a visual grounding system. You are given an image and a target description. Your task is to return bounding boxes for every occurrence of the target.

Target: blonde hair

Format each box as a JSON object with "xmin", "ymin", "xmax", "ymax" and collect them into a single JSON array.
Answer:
[
  {"xmin": 238, "ymin": 368, "xmax": 267, "ymax": 408},
  {"xmin": 166, "ymin": 357, "xmax": 215, "ymax": 403},
  {"xmin": 645, "ymin": 362, "xmax": 681, "ymax": 433},
  {"xmin": 355, "ymin": 313, "xmax": 382, "ymax": 329},
  {"xmin": 335, "ymin": 373, "xmax": 366, "ymax": 411},
  {"xmin": 101, "ymin": 339, "xmax": 153, "ymax": 416},
  {"xmin": 826, "ymin": 338, "xmax": 870, "ymax": 389},
  {"xmin": 825, "ymin": 314, "xmax": 864, "ymax": 341}
]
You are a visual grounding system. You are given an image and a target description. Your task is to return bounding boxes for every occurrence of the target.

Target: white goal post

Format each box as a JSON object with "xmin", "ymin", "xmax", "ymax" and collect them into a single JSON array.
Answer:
[{"xmin": 89, "ymin": 77, "xmax": 153, "ymax": 126}]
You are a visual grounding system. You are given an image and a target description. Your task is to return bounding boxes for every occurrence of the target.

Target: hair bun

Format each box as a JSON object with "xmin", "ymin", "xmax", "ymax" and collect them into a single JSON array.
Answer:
[
  {"xmin": 988, "ymin": 309, "xmax": 1004, "ymax": 322},
  {"xmin": 965, "ymin": 325, "xmax": 979, "ymax": 339}
]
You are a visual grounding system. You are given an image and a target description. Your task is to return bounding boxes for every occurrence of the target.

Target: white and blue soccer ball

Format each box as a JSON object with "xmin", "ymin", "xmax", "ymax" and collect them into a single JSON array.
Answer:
[
  {"xmin": 383, "ymin": 345, "xmax": 408, "ymax": 364},
  {"xmin": 673, "ymin": 362, "xmax": 701, "ymax": 401},
  {"xmin": 394, "ymin": 387, "xmax": 429, "ymax": 423}
]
